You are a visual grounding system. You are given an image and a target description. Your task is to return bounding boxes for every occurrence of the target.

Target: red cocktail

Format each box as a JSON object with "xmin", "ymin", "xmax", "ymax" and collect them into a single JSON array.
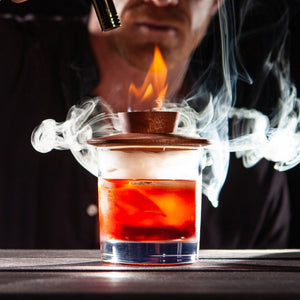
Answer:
[{"xmin": 98, "ymin": 179, "xmax": 197, "ymax": 242}]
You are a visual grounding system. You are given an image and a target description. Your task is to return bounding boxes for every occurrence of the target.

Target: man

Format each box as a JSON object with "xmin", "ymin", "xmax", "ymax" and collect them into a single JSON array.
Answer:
[{"xmin": 0, "ymin": 0, "xmax": 290, "ymax": 248}]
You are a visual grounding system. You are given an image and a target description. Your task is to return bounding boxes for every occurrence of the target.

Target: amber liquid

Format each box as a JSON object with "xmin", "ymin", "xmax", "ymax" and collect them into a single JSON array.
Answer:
[{"xmin": 98, "ymin": 179, "xmax": 197, "ymax": 242}]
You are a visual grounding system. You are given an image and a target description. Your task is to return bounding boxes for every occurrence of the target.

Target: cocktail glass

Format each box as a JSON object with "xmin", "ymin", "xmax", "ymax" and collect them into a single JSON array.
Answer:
[{"xmin": 88, "ymin": 112, "xmax": 209, "ymax": 264}]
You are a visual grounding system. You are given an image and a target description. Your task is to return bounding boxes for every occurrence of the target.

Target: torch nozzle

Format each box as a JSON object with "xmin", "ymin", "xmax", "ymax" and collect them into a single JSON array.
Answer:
[{"xmin": 91, "ymin": 0, "xmax": 121, "ymax": 32}]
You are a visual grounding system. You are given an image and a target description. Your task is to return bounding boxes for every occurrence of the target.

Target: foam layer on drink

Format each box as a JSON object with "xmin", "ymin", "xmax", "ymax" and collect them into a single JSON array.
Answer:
[{"xmin": 98, "ymin": 149, "xmax": 202, "ymax": 180}]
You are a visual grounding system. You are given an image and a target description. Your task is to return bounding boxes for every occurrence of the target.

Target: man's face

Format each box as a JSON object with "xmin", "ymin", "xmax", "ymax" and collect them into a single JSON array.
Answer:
[{"xmin": 105, "ymin": 0, "xmax": 219, "ymax": 70}]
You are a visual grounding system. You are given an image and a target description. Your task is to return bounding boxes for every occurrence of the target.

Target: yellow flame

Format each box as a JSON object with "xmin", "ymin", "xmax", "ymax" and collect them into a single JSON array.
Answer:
[{"xmin": 129, "ymin": 46, "xmax": 168, "ymax": 110}]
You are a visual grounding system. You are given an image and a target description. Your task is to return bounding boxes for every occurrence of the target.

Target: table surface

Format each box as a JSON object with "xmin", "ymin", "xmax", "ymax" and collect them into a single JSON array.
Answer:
[{"xmin": 0, "ymin": 249, "xmax": 299, "ymax": 299}]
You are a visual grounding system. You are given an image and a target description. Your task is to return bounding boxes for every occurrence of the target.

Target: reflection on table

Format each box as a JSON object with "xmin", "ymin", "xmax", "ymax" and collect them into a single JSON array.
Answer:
[{"xmin": 0, "ymin": 249, "xmax": 299, "ymax": 299}]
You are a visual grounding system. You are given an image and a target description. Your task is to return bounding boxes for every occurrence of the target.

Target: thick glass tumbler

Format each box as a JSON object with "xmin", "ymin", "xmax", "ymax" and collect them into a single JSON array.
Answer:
[{"xmin": 96, "ymin": 145, "xmax": 203, "ymax": 265}]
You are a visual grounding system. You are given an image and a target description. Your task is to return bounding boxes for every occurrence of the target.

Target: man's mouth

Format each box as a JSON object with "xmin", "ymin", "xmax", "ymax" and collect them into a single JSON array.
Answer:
[{"xmin": 136, "ymin": 20, "xmax": 178, "ymax": 35}]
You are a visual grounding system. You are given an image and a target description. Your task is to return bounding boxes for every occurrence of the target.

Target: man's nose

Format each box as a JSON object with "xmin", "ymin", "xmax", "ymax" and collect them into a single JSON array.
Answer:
[{"xmin": 144, "ymin": 0, "xmax": 179, "ymax": 7}]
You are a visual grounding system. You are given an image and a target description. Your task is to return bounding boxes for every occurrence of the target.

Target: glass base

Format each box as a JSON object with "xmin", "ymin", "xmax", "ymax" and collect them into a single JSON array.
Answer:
[{"xmin": 100, "ymin": 241, "xmax": 198, "ymax": 265}]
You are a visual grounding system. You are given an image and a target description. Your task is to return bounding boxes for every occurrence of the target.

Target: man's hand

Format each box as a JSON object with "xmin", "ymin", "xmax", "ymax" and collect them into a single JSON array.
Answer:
[{"xmin": 10, "ymin": 1, "xmax": 28, "ymax": 3}]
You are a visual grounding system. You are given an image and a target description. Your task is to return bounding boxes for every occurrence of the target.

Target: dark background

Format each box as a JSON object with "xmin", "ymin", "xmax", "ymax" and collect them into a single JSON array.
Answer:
[
  {"xmin": 0, "ymin": 0, "xmax": 91, "ymax": 16},
  {"xmin": 0, "ymin": 0, "xmax": 299, "ymax": 248}
]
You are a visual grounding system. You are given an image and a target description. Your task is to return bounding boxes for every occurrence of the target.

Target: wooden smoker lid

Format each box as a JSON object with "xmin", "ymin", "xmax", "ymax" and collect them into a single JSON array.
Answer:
[
  {"xmin": 87, "ymin": 111, "xmax": 210, "ymax": 148},
  {"xmin": 87, "ymin": 132, "xmax": 210, "ymax": 148}
]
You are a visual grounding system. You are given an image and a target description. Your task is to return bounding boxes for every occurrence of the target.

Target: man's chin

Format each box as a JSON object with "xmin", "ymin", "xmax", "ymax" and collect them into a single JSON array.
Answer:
[
  {"xmin": 120, "ymin": 43, "xmax": 184, "ymax": 72},
  {"xmin": 123, "ymin": 44, "xmax": 156, "ymax": 71}
]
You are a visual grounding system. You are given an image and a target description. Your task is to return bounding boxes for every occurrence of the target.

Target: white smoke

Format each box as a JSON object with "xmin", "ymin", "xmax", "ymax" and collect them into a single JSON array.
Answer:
[
  {"xmin": 31, "ymin": 98, "xmax": 121, "ymax": 177},
  {"xmin": 31, "ymin": 0, "xmax": 300, "ymax": 208}
]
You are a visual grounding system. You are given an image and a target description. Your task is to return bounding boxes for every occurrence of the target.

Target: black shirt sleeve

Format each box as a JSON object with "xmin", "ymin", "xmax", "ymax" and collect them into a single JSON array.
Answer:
[
  {"xmin": 0, "ymin": 15, "xmax": 98, "ymax": 249},
  {"xmin": 201, "ymin": 155, "xmax": 290, "ymax": 249}
]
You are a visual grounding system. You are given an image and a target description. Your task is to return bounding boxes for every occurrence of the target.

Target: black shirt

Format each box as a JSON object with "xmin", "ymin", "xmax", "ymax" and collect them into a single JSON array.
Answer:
[{"xmin": 0, "ymin": 14, "xmax": 290, "ymax": 249}]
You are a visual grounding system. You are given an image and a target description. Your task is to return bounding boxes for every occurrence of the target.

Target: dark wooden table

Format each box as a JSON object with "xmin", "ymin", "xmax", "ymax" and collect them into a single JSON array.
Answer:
[{"xmin": 0, "ymin": 249, "xmax": 299, "ymax": 299}]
